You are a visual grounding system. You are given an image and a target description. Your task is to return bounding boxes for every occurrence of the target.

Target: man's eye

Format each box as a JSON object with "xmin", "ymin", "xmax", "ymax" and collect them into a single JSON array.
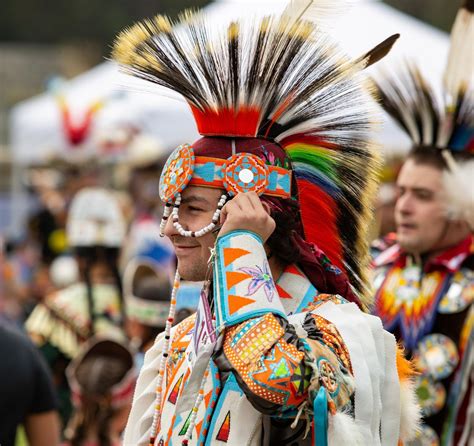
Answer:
[
  {"xmin": 415, "ymin": 191, "xmax": 432, "ymax": 200},
  {"xmin": 189, "ymin": 206, "xmax": 203, "ymax": 212}
]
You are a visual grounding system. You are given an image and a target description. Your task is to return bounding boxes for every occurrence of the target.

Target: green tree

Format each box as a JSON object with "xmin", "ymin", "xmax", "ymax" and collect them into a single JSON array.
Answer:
[
  {"xmin": 1, "ymin": 0, "xmax": 211, "ymax": 55},
  {"xmin": 382, "ymin": 0, "xmax": 462, "ymax": 32}
]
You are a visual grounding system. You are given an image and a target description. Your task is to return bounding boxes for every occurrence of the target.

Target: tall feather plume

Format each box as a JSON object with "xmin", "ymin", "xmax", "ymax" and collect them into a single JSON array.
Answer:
[
  {"xmin": 441, "ymin": 0, "xmax": 474, "ymax": 152},
  {"xmin": 281, "ymin": 0, "xmax": 354, "ymax": 26},
  {"xmin": 354, "ymin": 34, "xmax": 400, "ymax": 69},
  {"xmin": 373, "ymin": 63, "xmax": 452, "ymax": 148},
  {"xmin": 113, "ymin": 9, "xmax": 396, "ymax": 303},
  {"xmin": 444, "ymin": 0, "xmax": 474, "ymax": 107},
  {"xmin": 373, "ymin": 2, "xmax": 473, "ymax": 154}
]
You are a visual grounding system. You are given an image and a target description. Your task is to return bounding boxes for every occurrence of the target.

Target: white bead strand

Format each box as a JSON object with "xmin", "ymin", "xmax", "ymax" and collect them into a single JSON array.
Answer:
[
  {"xmin": 159, "ymin": 203, "xmax": 172, "ymax": 237},
  {"xmin": 180, "ymin": 364, "xmax": 211, "ymax": 446},
  {"xmin": 149, "ymin": 270, "xmax": 180, "ymax": 445},
  {"xmin": 172, "ymin": 193, "xmax": 227, "ymax": 238}
]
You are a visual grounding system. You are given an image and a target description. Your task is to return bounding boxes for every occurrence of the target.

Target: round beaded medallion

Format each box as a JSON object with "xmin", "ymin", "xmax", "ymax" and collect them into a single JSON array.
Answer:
[
  {"xmin": 159, "ymin": 144, "xmax": 195, "ymax": 202},
  {"xmin": 394, "ymin": 265, "xmax": 421, "ymax": 302},
  {"xmin": 223, "ymin": 153, "xmax": 269, "ymax": 196},
  {"xmin": 438, "ymin": 269, "xmax": 474, "ymax": 314},
  {"xmin": 414, "ymin": 375, "xmax": 446, "ymax": 417},
  {"xmin": 413, "ymin": 333, "xmax": 459, "ymax": 380},
  {"xmin": 318, "ymin": 358, "xmax": 339, "ymax": 394},
  {"xmin": 411, "ymin": 424, "xmax": 440, "ymax": 446}
]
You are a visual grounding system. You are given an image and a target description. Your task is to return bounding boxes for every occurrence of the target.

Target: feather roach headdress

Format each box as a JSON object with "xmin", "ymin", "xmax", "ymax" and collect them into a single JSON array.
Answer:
[
  {"xmin": 112, "ymin": 1, "xmax": 399, "ymax": 303},
  {"xmin": 372, "ymin": 0, "xmax": 474, "ymax": 228}
]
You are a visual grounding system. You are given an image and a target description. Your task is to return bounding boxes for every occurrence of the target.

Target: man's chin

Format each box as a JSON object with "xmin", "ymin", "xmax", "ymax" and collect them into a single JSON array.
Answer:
[
  {"xmin": 177, "ymin": 265, "xmax": 207, "ymax": 282},
  {"xmin": 397, "ymin": 236, "xmax": 424, "ymax": 255}
]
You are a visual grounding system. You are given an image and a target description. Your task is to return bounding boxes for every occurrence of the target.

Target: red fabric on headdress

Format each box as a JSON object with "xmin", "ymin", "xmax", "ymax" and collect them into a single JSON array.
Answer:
[
  {"xmin": 294, "ymin": 232, "xmax": 359, "ymax": 305},
  {"xmin": 191, "ymin": 136, "xmax": 287, "ymax": 162},
  {"xmin": 191, "ymin": 136, "xmax": 361, "ymax": 308},
  {"xmin": 190, "ymin": 106, "xmax": 262, "ymax": 137}
]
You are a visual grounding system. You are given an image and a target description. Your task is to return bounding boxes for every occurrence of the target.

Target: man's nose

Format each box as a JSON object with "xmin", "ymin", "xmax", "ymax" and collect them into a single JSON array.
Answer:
[
  {"xmin": 163, "ymin": 211, "xmax": 179, "ymax": 238},
  {"xmin": 396, "ymin": 193, "xmax": 413, "ymax": 215},
  {"xmin": 163, "ymin": 209, "xmax": 192, "ymax": 238}
]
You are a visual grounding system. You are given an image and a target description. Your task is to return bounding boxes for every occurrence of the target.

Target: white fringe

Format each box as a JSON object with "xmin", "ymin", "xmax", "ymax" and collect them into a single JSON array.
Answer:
[
  {"xmin": 399, "ymin": 377, "xmax": 422, "ymax": 443},
  {"xmin": 328, "ymin": 411, "xmax": 364, "ymax": 446}
]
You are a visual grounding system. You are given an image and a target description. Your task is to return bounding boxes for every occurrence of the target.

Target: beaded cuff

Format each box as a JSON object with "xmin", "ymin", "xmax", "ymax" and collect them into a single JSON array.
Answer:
[{"xmin": 213, "ymin": 230, "xmax": 287, "ymax": 328}]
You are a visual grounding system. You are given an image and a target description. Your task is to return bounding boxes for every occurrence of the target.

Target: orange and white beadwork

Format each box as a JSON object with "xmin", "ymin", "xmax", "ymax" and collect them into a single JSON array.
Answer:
[
  {"xmin": 159, "ymin": 144, "xmax": 195, "ymax": 203},
  {"xmin": 222, "ymin": 153, "xmax": 269, "ymax": 196},
  {"xmin": 158, "ymin": 147, "xmax": 291, "ymax": 238}
]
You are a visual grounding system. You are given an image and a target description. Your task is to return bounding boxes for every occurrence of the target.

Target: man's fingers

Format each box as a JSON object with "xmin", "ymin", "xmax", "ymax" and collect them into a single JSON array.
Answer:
[
  {"xmin": 220, "ymin": 193, "xmax": 272, "ymax": 227},
  {"xmin": 218, "ymin": 192, "xmax": 276, "ymax": 241},
  {"xmin": 220, "ymin": 199, "xmax": 238, "ymax": 224},
  {"xmin": 235, "ymin": 192, "xmax": 257, "ymax": 211},
  {"xmin": 245, "ymin": 192, "xmax": 264, "ymax": 211},
  {"xmin": 261, "ymin": 200, "xmax": 271, "ymax": 216}
]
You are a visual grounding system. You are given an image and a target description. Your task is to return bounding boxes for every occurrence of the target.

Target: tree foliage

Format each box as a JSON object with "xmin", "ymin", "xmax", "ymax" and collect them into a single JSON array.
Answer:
[
  {"xmin": 382, "ymin": 0, "xmax": 462, "ymax": 32},
  {"xmin": 1, "ymin": 0, "xmax": 211, "ymax": 53}
]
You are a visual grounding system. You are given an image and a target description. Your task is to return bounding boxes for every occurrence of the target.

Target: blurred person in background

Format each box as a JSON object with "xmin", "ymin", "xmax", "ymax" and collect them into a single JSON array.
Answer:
[
  {"xmin": 26, "ymin": 187, "xmax": 127, "ymax": 428},
  {"xmin": 123, "ymin": 258, "xmax": 171, "ymax": 369},
  {"xmin": 1, "ymin": 230, "xmax": 43, "ymax": 324},
  {"xmin": 0, "ymin": 323, "xmax": 60, "ymax": 446},
  {"xmin": 1, "ymin": 164, "xmax": 99, "ymax": 327},
  {"xmin": 26, "ymin": 167, "xmax": 68, "ymax": 265},
  {"xmin": 126, "ymin": 133, "xmax": 166, "ymax": 218},
  {"xmin": 120, "ymin": 133, "xmax": 176, "ymax": 272},
  {"xmin": 63, "ymin": 337, "xmax": 136, "ymax": 446},
  {"xmin": 370, "ymin": 2, "xmax": 473, "ymax": 444}
]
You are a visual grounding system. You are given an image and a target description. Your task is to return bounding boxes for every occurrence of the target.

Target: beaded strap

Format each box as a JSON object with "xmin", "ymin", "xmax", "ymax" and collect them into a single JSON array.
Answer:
[
  {"xmin": 159, "ymin": 203, "xmax": 172, "ymax": 237},
  {"xmin": 181, "ymin": 365, "xmax": 211, "ymax": 445},
  {"xmin": 171, "ymin": 193, "xmax": 227, "ymax": 238},
  {"xmin": 149, "ymin": 270, "xmax": 180, "ymax": 445}
]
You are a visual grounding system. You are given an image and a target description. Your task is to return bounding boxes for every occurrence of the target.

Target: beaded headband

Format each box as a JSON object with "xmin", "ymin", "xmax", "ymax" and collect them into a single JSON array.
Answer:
[
  {"xmin": 126, "ymin": 295, "xmax": 170, "ymax": 327},
  {"xmin": 159, "ymin": 144, "xmax": 291, "ymax": 202},
  {"xmin": 158, "ymin": 144, "xmax": 292, "ymax": 238},
  {"xmin": 123, "ymin": 259, "xmax": 172, "ymax": 327}
]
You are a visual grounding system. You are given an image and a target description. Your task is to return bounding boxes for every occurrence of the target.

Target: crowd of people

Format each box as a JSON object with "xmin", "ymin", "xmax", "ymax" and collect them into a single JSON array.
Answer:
[
  {"xmin": 1, "ymin": 143, "xmax": 197, "ymax": 445},
  {"xmin": 0, "ymin": 1, "xmax": 472, "ymax": 446}
]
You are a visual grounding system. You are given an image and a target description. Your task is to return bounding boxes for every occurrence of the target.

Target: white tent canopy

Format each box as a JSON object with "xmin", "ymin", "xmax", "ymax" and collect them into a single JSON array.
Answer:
[
  {"xmin": 9, "ymin": 64, "xmax": 200, "ymax": 165},
  {"xmin": 9, "ymin": 0, "xmax": 449, "ymax": 164}
]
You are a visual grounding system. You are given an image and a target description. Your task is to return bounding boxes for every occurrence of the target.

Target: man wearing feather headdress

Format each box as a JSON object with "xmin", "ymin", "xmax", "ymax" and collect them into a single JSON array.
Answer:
[
  {"xmin": 112, "ymin": 2, "xmax": 421, "ymax": 445},
  {"xmin": 370, "ymin": 2, "xmax": 474, "ymax": 445}
]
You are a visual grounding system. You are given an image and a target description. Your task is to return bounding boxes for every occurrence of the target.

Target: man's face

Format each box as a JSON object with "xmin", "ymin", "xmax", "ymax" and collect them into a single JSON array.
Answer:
[
  {"xmin": 164, "ymin": 186, "xmax": 223, "ymax": 281},
  {"xmin": 395, "ymin": 159, "xmax": 448, "ymax": 254}
]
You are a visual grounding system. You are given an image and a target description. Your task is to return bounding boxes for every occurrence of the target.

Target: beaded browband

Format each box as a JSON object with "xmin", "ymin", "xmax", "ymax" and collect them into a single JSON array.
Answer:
[{"xmin": 158, "ymin": 144, "xmax": 292, "ymax": 238}]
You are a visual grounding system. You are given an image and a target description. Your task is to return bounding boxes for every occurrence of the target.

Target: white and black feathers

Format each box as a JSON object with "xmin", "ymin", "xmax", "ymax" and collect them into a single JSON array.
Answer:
[
  {"xmin": 373, "ymin": 0, "xmax": 473, "ymax": 154},
  {"xmin": 112, "ymin": 3, "xmax": 398, "ymax": 303},
  {"xmin": 112, "ymin": 7, "xmax": 397, "ymax": 143}
]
